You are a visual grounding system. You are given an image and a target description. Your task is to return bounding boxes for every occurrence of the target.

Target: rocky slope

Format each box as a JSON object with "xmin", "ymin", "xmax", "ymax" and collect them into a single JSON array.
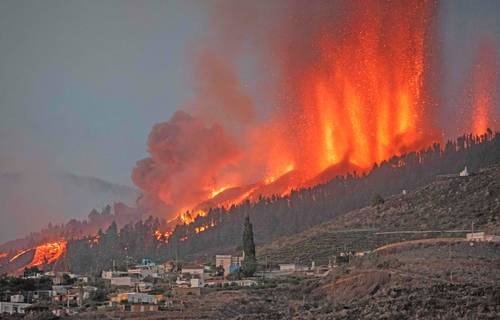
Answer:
[{"xmin": 257, "ymin": 165, "xmax": 500, "ymax": 264}]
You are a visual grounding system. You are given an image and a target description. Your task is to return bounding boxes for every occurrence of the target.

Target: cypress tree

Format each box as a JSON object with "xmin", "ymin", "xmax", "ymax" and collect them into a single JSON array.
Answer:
[{"xmin": 241, "ymin": 215, "xmax": 257, "ymax": 276}]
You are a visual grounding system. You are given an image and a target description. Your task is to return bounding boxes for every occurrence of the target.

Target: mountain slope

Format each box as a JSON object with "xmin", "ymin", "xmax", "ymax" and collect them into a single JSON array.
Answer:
[
  {"xmin": 257, "ymin": 165, "xmax": 500, "ymax": 264},
  {"xmin": 168, "ymin": 133, "xmax": 500, "ymax": 261}
]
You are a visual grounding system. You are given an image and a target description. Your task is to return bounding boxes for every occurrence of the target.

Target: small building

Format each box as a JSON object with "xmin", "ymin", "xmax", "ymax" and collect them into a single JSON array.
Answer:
[
  {"xmin": 101, "ymin": 270, "xmax": 128, "ymax": 280},
  {"xmin": 354, "ymin": 250, "xmax": 371, "ymax": 257},
  {"xmin": 123, "ymin": 304, "xmax": 158, "ymax": 312},
  {"xmin": 110, "ymin": 276, "xmax": 136, "ymax": 287},
  {"xmin": 181, "ymin": 265, "xmax": 205, "ymax": 276},
  {"xmin": 215, "ymin": 255, "xmax": 243, "ymax": 277},
  {"xmin": 467, "ymin": 232, "xmax": 486, "ymax": 241},
  {"xmin": 52, "ymin": 285, "xmax": 72, "ymax": 295},
  {"xmin": 190, "ymin": 278, "xmax": 204, "ymax": 288},
  {"xmin": 162, "ymin": 261, "xmax": 175, "ymax": 272},
  {"xmin": 10, "ymin": 294, "xmax": 24, "ymax": 303},
  {"xmin": 206, "ymin": 279, "xmax": 257, "ymax": 287},
  {"xmin": 109, "ymin": 292, "xmax": 157, "ymax": 305},
  {"xmin": 128, "ymin": 267, "xmax": 157, "ymax": 279},
  {"xmin": 467, "ymin": 232, "xmax": 500, "ymax": 242},
  {"xmin": 279, "ymin": 264, "xmax": 297, "ymax": 272},
  {"xmin": 0, "ymin": 301, "xmax": 32, "ymax": 314},
  {"xmin": 460, "ymin": 166, "xmax": 470, "ymax": 177},
  {"xmin": 30, "ymin": 290, "xmax": 55, "ymax": 302}
]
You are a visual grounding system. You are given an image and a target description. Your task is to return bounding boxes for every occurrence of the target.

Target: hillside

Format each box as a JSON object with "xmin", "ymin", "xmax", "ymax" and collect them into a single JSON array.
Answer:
[
  {"xmin": 80, "ymin": 166, "xmax": 499, "ymax": 320},
  {"xmin": 257, "ymin": 165, "xmax": 500, "ymax": 264},
  {"xmin": 167, "ymin": 133, "xmax": 500, "ymax": 261}
]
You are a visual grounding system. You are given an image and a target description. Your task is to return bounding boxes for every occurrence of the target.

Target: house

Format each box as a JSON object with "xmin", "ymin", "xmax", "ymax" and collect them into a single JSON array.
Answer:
[
  {"xmin": 190, "ymin": 278, "xmax": 204, "ymax": 288},
  {"xmin": 101, "ymin": 270, "xmax": 128, "ymax": 280},
  {"xmin": 136, "ymin": 281, "xmax": 154, "ymax": 292},
  {"xmin": 205, "ymin": 279, "xmax": 257, "ymax": 287},
  {"xmin": 215, "ymin": 255, "xmax": 243, "ymax": 277},
  {"xmin": 0, "ymin": 296, "xmax": 31, "ymax": 314},
  {"xmin": 121, "ymin": 304, "xmax": 159, "ymax": 312},
  {"xmin": 52, "ymin": 285, "xmax": 72, "ymax": 295},
  {"xmin": 110, "ymin": 276, "xmax": 136, "ymax": 287},
  {"xmin": 162, "ymin": 261, "xmax": 175, "ymax": 272},
  {"xmin": 127, "ymin": 267, "xmax": 157, "ymax": 279},
  {"xmin": 467, "ymin": 232, "xmax": 500, "ymax": 242},
  {"xmin": 279, "ymin": 264, "xmax": 297, "ymax": 272},
  {"xmin": 460, "ymin": 166, "xmax": 470, "ymax": 177},
  {"xmin": 10, "ymin": 294, "xmax": 24, "ymax": 303},
  {"xmin": 109, "ymin": 292, "xmax": 157, "ymax": 305},
  {"xmin": 0, "ymin": 301, "xmax": 32, "ymax": 315},
  {"xmin": 127, "ymin": 259, "xmax": 166, "ymax": 279},
  {"xmin": 29, "ymin": 290, "xmax": 55, "ymax": 302},
  {"xmin": 181, "ymin": 265, "xmax": 205, "ymax": 276}
]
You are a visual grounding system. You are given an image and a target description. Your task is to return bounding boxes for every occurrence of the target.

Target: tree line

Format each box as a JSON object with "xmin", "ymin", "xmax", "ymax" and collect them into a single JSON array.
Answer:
[{"xmin": 63, "ymin": 131, "xmax": 500, "ymax": 274}]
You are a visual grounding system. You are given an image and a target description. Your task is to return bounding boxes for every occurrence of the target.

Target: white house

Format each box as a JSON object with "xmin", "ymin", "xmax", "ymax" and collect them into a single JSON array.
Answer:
[
  {"xmin": 109, "ymin": 292, "xmax": 157, "ymax": 305},
  {"xmin": 460, "ymin": 166, "xmax": 470, "ymax": 177},
  {"xmin": 190, "ymin": 278, "xmax": 204, "ymax": 288},
  {"xmin": 181, "ymin": 265, "xmax": 205, "ymax": 276},
  {"xmin": 467, "ymin": 232, "xmax": 500, "ymax": 242},
  {"xmin": 110, "ymin": 276, "xmax": 136, "ymax": 287},
  {"xmin": 127, "ymin": 292, "xmax": 156, "ymax": 304},
  {"xmin": 10, "ymin": 295, "xmax": 24, "ymax": 303},
  {"xmin": 101, "ymin": 270, "xmax": 128, "ymax": 280},
  {"xmin": 0, "ymin": 301, "xmax": 32, "ymax": 315},
  {"xmin": 279, "ymin": 264, "xmax": 297, "ymax": 272}
]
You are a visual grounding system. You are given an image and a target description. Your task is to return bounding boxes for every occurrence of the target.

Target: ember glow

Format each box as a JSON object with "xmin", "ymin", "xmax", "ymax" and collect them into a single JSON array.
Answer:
[
  {"xmin": 132, "ymin": 1, "xmax": 498, "ymax": 226},
  {"xmin": 468, "ymin": 43, "xmax": 499, "ymax": 135},
  {"xmin": 26, "ymin": 241, "xmax": 67, "ymax": 268},
  {"xmin": 295, "ymin": 2, "xmax": 432, "ymax": 171}
]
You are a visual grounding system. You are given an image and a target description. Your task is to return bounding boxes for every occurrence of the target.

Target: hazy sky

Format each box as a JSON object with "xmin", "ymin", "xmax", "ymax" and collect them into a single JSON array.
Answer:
[
  {"xmin": 0, "ymin": 0, "xmax": 205, "ymax": 185},
  {"xmin": 0, "ymin": 0, "xmax": 499, "ymax": 187}
]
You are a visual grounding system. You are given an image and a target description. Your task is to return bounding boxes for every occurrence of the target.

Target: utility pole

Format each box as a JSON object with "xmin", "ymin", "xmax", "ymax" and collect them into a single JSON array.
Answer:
[{"xmin": 448, "ymin": 244, "xmax": 453, "ymax": 283}]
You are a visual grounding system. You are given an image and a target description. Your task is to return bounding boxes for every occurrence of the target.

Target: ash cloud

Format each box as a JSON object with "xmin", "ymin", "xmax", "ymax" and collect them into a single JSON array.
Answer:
[{"xmin": 131, "ymin": 111, "xmax": 240, "ymax": 217}]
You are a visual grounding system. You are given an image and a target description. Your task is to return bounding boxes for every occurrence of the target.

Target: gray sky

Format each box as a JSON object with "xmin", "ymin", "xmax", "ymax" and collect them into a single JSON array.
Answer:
[{"xmin": 0, "ymin": 0, "xmax": 204, "ymax": 185}]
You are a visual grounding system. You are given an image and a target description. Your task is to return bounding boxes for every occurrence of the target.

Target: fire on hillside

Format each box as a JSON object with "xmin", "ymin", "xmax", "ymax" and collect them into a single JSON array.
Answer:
[{"xmin": 132, "ymin": 0, "xmax": 498, "ymax": 228}]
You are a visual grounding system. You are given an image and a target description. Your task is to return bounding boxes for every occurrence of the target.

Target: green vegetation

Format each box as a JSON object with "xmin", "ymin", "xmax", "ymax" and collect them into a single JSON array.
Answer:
[
  {"xmin": 241, "ymin": 215, "xmax": 257, "ymax": 277},
  {"xmin": 372, "ymin": 193, "xmax": 385, "ymax": 206}
]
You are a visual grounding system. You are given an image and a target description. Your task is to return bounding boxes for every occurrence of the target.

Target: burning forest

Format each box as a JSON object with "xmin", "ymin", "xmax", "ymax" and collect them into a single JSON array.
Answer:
[{"xmin": 131, "ymin": 1, "xmax": 499, "ymax": 225}]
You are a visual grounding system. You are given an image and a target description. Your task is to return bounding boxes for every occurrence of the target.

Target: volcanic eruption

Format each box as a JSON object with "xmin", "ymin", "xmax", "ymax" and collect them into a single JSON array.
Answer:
[{"xmin": 132, "ymin": 1, "xmax": 498, "ymax": 224}]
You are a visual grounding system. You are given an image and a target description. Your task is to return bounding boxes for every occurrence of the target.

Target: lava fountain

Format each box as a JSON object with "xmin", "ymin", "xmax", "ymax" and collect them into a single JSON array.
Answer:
[{"xmin": 132, "ymin": 0, "xmax": 496, "ymax": 223}]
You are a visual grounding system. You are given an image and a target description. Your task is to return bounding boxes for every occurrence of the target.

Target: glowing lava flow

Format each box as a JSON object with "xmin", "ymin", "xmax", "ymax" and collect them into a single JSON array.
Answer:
[
  {"xmin": 469, "ymin": 43, "xmax": 498, "ymax": 136},
  {"xmin": 282, "ymin": 1, "xmax": 436, "ymax": 177},
  {"xmin": 25, "ymin": 241, "xmax": 67, "ymax": 268},
  {"xmin": 9, "ymin": 248, "xmax": 31, "ymax": 262}
]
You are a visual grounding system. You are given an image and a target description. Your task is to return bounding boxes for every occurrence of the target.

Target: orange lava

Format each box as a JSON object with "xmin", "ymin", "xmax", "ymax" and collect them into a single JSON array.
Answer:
[
  {"xmin": 469, "ymin": 43, "xmax": 498, "ymax": 135},
  {"xmin": 25, "ymin": 241, "xmax": 67, "ymax": 268},
  {"xmin": 280, "ymin": 1, "xmax": 436, "ymax": 178},
  {"xmin": 9, "ymin": 248, "xmax": 31, "ymax": 262}
]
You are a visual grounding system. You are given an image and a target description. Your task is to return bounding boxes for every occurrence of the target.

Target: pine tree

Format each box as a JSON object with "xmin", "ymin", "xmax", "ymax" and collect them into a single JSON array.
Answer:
[{"xmin": 241, "ymin": 215, "xmax": 257, "ymax": 277}]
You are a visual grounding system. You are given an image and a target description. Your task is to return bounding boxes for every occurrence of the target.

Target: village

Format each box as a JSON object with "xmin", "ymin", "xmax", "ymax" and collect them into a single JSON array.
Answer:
[
  {"xmin": 0, "ymin": 251, "xmax": 339, "ymax": 317},
  {"xmin": 1, "ymin": 229, "xmax": 499, "ymax": 318}
]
